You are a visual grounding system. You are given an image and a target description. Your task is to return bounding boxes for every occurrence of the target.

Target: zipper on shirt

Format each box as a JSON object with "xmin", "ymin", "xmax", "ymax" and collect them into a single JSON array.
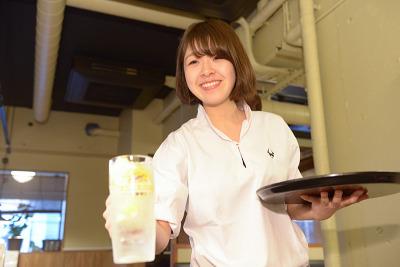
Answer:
[{"xmin": 236, "ymin": 144, "xmax": 246, "ymax": 168}]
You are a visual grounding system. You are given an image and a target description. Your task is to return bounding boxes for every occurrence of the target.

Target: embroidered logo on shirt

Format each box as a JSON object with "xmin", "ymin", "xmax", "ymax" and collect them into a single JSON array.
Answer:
[{"xmin": 267, "ymin": 148, "xmax": 275, "ymax": 159}]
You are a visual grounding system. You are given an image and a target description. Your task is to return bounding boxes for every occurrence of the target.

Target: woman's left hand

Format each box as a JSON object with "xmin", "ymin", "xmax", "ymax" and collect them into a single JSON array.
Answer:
[{"xmin": 300, "ymin": 189, "xmax": 369, "ymax": 221}]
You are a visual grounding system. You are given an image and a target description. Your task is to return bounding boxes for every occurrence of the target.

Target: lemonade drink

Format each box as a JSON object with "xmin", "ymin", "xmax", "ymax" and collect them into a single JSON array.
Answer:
[{"xmin": 109, "ymin": 155, "xmax": 155, "ymax": 264}]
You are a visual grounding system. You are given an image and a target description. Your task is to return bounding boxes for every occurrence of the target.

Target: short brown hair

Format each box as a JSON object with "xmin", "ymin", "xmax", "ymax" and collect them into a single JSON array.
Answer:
[{"xmin": 175, "ymin": 19, "xmax": 257, "ymax": 107}]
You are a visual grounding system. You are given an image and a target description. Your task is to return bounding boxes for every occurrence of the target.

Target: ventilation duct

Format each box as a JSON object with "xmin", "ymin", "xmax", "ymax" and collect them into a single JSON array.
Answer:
[
  {"xmin": 65, "ymin": 56, "xmax": 165, "ymax": 109},
  {"xmin": 34, "ymin": 0, "xmax": 66, "ymax": 123}
]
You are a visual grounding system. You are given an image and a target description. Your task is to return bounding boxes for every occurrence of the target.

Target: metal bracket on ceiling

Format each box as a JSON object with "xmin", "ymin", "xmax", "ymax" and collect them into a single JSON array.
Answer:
[
  {"xmin": 0, "ymin": 83, "xmax": 11, "ymax": 154},
  {"xmin": 85, "ymin": 123, "xmax": 120, "ymax": 138}
]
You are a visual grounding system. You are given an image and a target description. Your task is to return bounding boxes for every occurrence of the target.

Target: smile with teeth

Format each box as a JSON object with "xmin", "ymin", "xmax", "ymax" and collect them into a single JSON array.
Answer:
[{"xmin": 200, "ymin": 80, "xmax": 221, "ymax": 90}]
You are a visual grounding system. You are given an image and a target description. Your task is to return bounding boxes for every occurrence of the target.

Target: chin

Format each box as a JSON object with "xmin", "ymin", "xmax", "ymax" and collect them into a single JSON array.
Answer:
[
  {"xmin": 196, "ymin": 91, "xmax": 232, "ymax": 107},
  {"xmin": 202, "ymin": 99, "xmax": 229, "ymax": 108}
]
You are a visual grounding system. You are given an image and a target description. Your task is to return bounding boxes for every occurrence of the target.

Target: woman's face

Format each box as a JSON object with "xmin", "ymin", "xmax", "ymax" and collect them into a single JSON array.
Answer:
[{"xmin": 183, "ymin": 46, "xmax": 236, "ymax": 108}]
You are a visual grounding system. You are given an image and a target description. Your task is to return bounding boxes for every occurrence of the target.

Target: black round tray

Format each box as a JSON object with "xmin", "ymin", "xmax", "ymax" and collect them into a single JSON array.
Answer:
[{"xmin": 256, "ymin": 171, "xmax": 400, "ymax": 204}]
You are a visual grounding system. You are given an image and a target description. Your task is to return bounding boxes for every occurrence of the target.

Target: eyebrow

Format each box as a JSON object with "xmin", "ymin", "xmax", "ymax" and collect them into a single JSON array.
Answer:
[{"xmin": 184, "ymin": 52, "xmax": 195, "ymax": 62}]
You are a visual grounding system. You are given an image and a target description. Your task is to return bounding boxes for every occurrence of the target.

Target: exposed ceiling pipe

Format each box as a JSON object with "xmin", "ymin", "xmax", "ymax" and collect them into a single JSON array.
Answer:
[
  {"xmin": 299, "ymin": 0, "xmax": 338, "ymax": 267},
  {"xmin": 66, "ymin": 0, "xmax": 202, "ymax": 30},
  {"xmin": 260, "ymin": 68, "xmax": 304, "ymax": 98},
  {"xmin": 300, "ymin": 0, "xmax": 330, "ymax": 182},
  {"xmin": 33, "ymin": 0, "xmax": 66, "ymax": 123},
  {"xmin": 248, "ymin": 0, "xmax": 286, "ymax": 33},
  {"xmin": 261, "ymin": 99, "xmax": 310, "ymax": 125},
  {"xmin": 284, "ymin": 23, "xmax": 302, "ymax": 47}
]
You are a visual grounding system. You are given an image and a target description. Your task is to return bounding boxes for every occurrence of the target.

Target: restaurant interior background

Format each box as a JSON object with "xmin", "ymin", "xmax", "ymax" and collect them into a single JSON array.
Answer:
[{"xmin": 0, "ymin": 0, "xmax": 399, "ymax": 266}]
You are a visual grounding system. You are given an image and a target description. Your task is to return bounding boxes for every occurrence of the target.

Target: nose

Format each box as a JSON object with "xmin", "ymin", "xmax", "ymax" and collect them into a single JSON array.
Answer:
[{"xmin": 200, "ymin": 57, "xmax": 215, "ymax": 76}]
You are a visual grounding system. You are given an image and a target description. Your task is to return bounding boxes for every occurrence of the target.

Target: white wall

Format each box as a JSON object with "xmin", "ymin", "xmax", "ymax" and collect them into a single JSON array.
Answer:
[
  {"xmin": 118, "ymin": 99, "xmax": 164, "ymax": 155},
  {"xmin": 315, "ymin": 0, "xmax": 400, "ymax": 266},
  {"xmin": 0, "ymin": 107, "xmax": 119, "ymax": 249}
]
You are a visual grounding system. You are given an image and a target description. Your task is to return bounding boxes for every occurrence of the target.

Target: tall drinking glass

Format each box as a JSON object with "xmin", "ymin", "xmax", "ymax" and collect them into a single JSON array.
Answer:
[{"xmin": 109, "ymin": 154, "xmax": 155, "ymax": 264}]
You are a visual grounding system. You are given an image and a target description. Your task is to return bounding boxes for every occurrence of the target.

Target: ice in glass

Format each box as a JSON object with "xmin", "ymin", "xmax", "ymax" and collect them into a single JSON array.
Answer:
[{"xmin": 109, "ymin": 155, "xmax": 155, "ymax": 264}]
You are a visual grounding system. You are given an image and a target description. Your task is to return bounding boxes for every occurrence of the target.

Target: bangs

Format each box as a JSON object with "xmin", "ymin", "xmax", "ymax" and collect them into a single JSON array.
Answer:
[{"xmin": 186, "ymin": 27, "xmax": 232, "ymax": 60}]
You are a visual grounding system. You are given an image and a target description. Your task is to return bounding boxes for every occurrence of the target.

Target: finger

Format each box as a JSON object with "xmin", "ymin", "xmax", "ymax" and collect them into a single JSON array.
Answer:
[
  {"xmin": 353, "ymin": 190, "xmax": 369, "ymax": 202},
  {"xmin": 349, "ymin": 189, "xmax": 365, "ymax": 202},
  {"xmin": 102, "ymin": 209, "xmax": 108, "ymax": 220},
  {"xmin": 357, "ymin": 193, "xmax": 369, "ymax": 202},
  {"xmin": 320, "ymin": 191, "xmax": 330, "ymax": 206},
  {"xmin": 105, "ymin": 221, "xmax": 111, "ymax": 232},
  {"xmin": 341, "ymin": 190, "xmax": 365, "ymax": 207},
  {"xmin": 300, "ymin": 194, "xmax": 320, "ymax": 203},
  {"xmin": 105, "ymin": 195, "xmax": 111, "ymax": 206},
  {"xmin": 331, "ymin": 190, "xmax": 343, "ymax": 208}
]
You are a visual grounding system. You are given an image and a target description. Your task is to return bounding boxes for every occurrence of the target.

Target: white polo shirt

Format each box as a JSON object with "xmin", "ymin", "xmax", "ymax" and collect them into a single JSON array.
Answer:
[{"xmin": 153, "ymin": 103, "xmax": 309, "ymax": 267}]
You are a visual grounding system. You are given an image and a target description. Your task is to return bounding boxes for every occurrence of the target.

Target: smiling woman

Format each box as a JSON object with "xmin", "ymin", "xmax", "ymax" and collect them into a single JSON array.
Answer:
[
  {"xmin": 175, "ymin": 19, "xmax": 257, "ymax": 107},
  {"xmin": 101, "ymin": 18, "xmax": 370, "ymax": 267}
]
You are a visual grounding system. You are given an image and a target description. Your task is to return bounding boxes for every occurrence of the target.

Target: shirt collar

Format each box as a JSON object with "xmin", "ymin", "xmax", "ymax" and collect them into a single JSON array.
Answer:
[{"xmin": 196, "ymin": 102, "xmax": 253, "ymax": 142}]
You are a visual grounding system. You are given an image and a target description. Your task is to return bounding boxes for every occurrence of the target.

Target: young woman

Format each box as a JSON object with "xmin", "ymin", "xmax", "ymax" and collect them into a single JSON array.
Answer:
[{"xmin": 105, "ymin": 19, "xmax": 367, "ymax": 267}]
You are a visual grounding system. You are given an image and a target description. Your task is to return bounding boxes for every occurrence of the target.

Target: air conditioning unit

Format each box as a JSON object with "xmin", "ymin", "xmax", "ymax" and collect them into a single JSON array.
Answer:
[
  {"xmin": 65, "ymin": 56, "xmax": 165, "ymax": 109},
  {"xmin": 252, "ymin": 0, "xmax": 303, "ymax": 70}
]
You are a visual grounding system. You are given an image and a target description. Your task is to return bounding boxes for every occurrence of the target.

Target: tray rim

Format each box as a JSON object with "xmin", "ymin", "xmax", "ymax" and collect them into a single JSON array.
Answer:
[{"xmin": 256, "ymin": 171, "xmax": 400, "ymax": 196}]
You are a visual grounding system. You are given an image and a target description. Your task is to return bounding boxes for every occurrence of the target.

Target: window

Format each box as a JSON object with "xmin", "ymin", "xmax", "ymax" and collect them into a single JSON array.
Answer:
[
  {"xmin": 0, "ymin": 170, "xmax": 68, "ymax": 252},
  {"xmin": 294, "ymin": 220, "xmax": 322, "ymax": 245}
]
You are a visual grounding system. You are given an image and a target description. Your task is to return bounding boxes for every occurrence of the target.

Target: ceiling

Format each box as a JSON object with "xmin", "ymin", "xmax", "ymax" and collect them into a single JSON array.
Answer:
[{"xmin": 0, "ymin": 0, "xmax": 259, "ymax": 117}]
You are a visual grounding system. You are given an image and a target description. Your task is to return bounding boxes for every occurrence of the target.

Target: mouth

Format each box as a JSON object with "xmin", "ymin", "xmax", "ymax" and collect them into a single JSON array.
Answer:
[{"xmin": 200, "ymin": 80, "xmax": 222, "ymax": 90}]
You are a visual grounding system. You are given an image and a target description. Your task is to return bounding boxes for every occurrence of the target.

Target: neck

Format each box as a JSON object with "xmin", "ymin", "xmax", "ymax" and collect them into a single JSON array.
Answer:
[{"xmin": 203, "ymin": 100, "xmax": 244, "ymax": 125}]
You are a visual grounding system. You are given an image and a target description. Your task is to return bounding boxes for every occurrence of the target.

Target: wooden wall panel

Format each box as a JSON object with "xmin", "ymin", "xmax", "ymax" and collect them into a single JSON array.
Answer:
[
  {"xmin": 18, "ymin": 251, "xmax": 145, "ymax": 267},
  {"xmin": 18, "ymin": 252, "xmax": 64, "ymax": 267}
]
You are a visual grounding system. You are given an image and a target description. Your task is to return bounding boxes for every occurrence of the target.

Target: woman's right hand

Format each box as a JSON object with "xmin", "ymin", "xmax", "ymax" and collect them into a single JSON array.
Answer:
[
  {"xmin": 103, "ymin": 194, "xmax": 150, "ymax": 237},
  {"xmin": 102, "ymin": 195, "xmax": 112, "ymax": 234},
  {"xmin": 102, "ymin": 193, "xmax": 172, "ymax": 254}
]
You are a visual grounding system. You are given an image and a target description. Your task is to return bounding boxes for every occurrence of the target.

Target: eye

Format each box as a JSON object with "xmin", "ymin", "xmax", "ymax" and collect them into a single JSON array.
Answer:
[
  {"xmin": 213, "ymin": 55, "xmax": 225, "ymax": 61},
  {"xmin": 185, "ymin": 56, "xmax": 199, "ymax": 66},
  {"xmin": 188, "ymin": 59, "xmax": 198, "ymax": 65}
]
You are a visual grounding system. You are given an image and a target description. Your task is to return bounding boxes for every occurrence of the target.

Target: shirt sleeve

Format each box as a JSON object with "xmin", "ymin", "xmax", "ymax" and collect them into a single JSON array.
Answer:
[
  {"xmin": 152, "ymin": 131, "xmax": 188, "ymax": 239},
  {"xmin": 285, "ymin": 123, "xmax": 303, "ymax": 181}
]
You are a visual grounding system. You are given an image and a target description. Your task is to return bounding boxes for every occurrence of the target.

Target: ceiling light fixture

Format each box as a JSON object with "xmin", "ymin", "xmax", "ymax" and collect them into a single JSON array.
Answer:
[{"xmin": 11, "ymin": 171, "xmax": 36, "ymax": 183}]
